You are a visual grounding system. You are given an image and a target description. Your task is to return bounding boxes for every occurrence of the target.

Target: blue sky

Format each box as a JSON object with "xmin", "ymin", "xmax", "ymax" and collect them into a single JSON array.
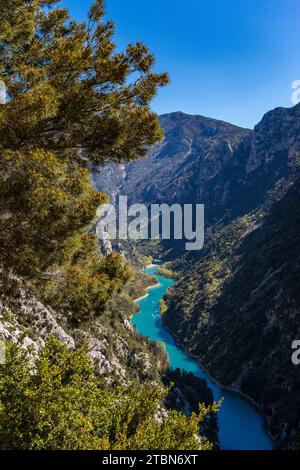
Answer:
[{"xmin": 61, "ymin": 0, "xmax": 300, "ymax": 129}]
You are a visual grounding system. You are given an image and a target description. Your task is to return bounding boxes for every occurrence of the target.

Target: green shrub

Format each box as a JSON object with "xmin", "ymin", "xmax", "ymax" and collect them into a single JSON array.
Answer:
[{"xmin": 0, "ymin": 339, "xmax": 216, "ymax": 450}]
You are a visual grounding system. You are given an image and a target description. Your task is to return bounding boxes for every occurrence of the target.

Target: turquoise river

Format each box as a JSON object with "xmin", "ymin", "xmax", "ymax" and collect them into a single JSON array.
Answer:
[{"xmin": 132, "ymin": 265, "xmax": 273, "ymax": 450}]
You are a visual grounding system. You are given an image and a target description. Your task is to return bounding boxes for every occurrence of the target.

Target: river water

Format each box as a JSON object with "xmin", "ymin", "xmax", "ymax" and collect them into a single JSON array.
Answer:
[{"xmin": 132, "ymin": 265, "xmax": 273, "ymax": 450}]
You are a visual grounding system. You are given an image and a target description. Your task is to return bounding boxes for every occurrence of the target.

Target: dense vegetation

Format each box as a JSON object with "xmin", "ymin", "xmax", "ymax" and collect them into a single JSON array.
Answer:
[
  {"xmin": 0, "ymin": 0, "xmax": 217, "ymax": 450},
  {"xmin": 0, "ymin": 339, "xmax": 216, "ymax": 450},
  {"xmin": 164, "ymin": 369, "xmax": 220, "ymax": 448},
  {"xmin": 157, "ymin": 266, "xmax": 173, "ymax": 278},
  {"xmin": 0, "ymin": 0, "xmax": 168, "ymax": 319},
  {"xmin": 0, "ymin": 0, "xmax": 168, "ymax": 290}
]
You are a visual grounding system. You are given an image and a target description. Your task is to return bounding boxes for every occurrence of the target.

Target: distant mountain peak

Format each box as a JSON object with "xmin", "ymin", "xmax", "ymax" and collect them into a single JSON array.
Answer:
[{"xmin": 159, "ymin": 111, "xmax": 250, "ymax": 132}]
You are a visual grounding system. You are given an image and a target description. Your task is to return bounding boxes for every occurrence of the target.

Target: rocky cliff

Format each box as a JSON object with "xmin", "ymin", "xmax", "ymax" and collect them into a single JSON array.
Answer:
[
  {"xmin": 163, "ymin": 104, "xmax": 300, "ymax": 449},
  {"xmin": 97, "ymin": 105, "xmax": 300, "ymax": 449},
  {"xmin": 0, "ymin": 271, "xmax": 169, "ymax": 384},
  {"xmin": 124, "ymin": 111, "xmax": 249, "ymax": 206}
]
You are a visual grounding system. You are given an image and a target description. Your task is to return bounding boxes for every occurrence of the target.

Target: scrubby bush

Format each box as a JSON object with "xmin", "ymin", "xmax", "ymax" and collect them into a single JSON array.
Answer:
[{"xmin": 0, "ymin": 339, "xmax": 215, "ymax": 450}]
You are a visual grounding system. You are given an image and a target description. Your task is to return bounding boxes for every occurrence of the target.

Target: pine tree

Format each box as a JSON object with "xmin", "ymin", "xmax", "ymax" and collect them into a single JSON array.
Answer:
[
  {"xmin": 0, "ymin": 0, "xmax": 168, "ymax": 283},
  {"xmin": 0, "ymin": 0, "xmax": 168, "ymax": 163},
  {"xmin": 0, "ymin": 2, "xmax": 218, "ymax": 450}
]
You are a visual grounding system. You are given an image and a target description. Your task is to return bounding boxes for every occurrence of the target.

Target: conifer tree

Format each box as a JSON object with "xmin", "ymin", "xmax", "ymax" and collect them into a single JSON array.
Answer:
[
  {"xmin": 0, "ymin": 0, "xmax": 168, "ymax": 286},
  {"xmin": 0, "ymin": 2, "xmax": 218, "ymax": 450}
]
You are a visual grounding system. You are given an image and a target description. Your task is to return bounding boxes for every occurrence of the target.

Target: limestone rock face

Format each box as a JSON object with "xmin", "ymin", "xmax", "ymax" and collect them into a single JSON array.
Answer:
[{"xmin": 0, "ymin": 276, "xmax": 158, "ymax": 384}]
